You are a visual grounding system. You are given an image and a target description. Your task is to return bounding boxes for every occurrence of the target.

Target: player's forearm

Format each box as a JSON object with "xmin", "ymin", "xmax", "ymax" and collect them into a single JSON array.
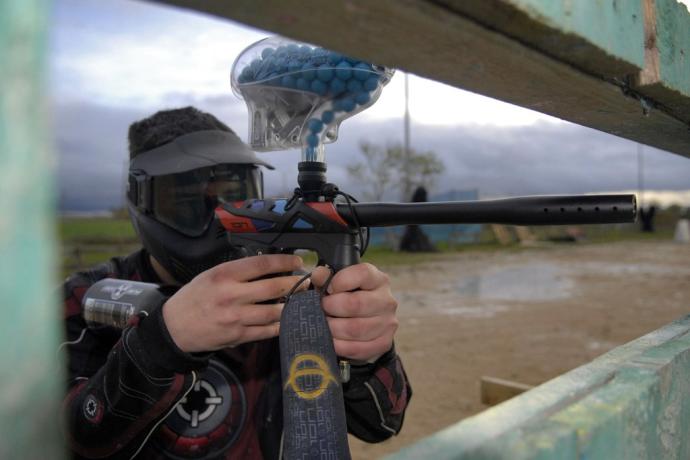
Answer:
[
  {"xmin": 63, "ymin": 309, "xmax": 207, "ymax": 458},
  {"xmin": 343, "ymin": 346, "xmax": 412, "ymax": 442}
]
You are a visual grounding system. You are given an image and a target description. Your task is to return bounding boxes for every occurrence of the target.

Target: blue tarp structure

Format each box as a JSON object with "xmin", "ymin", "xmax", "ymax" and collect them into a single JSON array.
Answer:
[{"xmin": 368, "ymin": 189, "xmax": 482, "ymax": 248}]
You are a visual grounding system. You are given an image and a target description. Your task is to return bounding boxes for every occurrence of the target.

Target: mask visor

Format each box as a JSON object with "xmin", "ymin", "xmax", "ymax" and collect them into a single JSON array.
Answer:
[{"xmin": 151, "ymin": 164, "xmax": 262, "ymax": 236}]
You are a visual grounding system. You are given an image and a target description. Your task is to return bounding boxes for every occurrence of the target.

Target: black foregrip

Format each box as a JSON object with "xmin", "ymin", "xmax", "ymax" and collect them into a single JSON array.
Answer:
[{"xmin": 337, "ymin": 194, "xmax": 636, "ymax": 227}]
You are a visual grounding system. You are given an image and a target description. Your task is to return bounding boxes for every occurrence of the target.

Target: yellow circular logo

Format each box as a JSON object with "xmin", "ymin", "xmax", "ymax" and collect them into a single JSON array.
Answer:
[{"xmin": 284, "ymin": 353, "xmax": 338, "ymax": 400}]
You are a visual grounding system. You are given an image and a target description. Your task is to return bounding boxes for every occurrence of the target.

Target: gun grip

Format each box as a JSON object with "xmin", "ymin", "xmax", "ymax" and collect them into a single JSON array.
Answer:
[
  {"xmin": 279, "ymin": 290, "xmax": 351, "ymax": 459},
  {"xmin": 320, "ymin": 238, "xmax": 361, "ymax": 273}
]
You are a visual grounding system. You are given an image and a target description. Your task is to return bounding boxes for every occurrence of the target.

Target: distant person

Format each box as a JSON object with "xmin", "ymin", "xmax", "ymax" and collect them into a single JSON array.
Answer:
[
  {"xmin": 674, "ymin": 207, "xmax": 690, "ymax": 243},
  {"xmin": 639, "ymin": 205, "xmax": 657, "ymax": 232},
  {"xmin": 399, "ymin": 186, "xmax": 437, "ymax": 252},
  {"xmin": 60, "ymin": 107, "xmax": 411, "ymax": 459}
]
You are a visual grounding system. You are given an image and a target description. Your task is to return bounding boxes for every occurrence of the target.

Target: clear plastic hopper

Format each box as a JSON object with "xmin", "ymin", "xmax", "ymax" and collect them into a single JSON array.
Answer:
[{"xmin": 231, "ymin": 36, "xmax": 394, "ymax": 164}]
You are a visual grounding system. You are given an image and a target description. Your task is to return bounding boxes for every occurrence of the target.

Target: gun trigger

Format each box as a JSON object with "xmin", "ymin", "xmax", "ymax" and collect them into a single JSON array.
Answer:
[
  {"xmin": 339, "ymin": 360, "xmax": 350, "ymax": 383},
  {"xmin": 236, "ymin": 247, "xmax": 252, "ymax": 258}
]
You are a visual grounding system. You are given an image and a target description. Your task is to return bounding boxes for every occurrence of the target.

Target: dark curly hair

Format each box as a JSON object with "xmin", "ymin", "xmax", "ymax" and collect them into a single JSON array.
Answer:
[{"xmin": 128, "ymin": 106, "xmax": 234, "ymax": 159}]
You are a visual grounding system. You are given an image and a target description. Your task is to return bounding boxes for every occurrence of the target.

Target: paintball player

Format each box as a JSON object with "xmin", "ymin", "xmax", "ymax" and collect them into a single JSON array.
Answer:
[{"xmin": 61, "ymin": 107, "xmax": 411, "ymax": 459}]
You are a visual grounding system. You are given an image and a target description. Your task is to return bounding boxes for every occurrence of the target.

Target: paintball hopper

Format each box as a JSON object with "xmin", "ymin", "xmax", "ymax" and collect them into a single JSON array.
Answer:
[{"xmin": 231, "ymin": 36, "xmax": 394, "ymax": 162}]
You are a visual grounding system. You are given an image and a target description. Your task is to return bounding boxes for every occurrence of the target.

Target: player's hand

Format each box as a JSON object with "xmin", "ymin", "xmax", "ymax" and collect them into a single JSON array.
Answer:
[
  {"xmin": 311, "ymin": 263, "xmax": 398, "ymax": 363},
  {"xmin": 162, "ymin": 254, "xmax": 307, "ymax": 353}
]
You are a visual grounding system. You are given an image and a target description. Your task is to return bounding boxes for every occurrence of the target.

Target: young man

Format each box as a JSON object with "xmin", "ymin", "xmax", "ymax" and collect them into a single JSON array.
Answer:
[{"xmin": 62, "ymin": 107, "xmax": 411, "ymax": 459}]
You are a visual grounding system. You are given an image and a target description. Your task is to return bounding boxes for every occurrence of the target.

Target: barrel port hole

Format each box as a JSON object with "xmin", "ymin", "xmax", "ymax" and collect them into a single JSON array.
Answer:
[
  {"xmin": 560, "ymin": 208, "xmax": 565, "ymax": 212},
  {"xmin": 577, "ymin": 207, "xmax": 583, "ymax": 212},
  {"xmin": 613, "ymin": 206, "xmax": 618, "ymax": 211},
  {"xmin": 595, "ymin": 207, "xmax": 600, "ymax": 211},
  {"xmin": 543, "ymin": 208, "xmax": 549, "ymax": 213}
]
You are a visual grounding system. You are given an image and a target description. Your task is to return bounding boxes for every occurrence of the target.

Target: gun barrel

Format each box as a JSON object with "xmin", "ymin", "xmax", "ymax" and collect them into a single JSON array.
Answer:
[{"xmin": 337, "ymin": 194, "xmax": 637, "ymax": 227}]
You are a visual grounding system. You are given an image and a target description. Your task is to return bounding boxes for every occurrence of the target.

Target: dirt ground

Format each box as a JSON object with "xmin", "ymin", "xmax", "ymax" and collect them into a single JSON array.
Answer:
[{"xmin": 348, "ymin": 240, "xmax": 690, "ymax": 459}]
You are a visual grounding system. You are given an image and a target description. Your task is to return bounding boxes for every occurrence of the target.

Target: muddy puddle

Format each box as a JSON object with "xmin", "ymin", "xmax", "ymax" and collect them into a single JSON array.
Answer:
[
  {"xmin": 453, "ymin": 262, "xmax": 573, "ymax": 302},
  {"xmin": 408, "ymin": 256, "xmax": 688, "ymax": 318}
]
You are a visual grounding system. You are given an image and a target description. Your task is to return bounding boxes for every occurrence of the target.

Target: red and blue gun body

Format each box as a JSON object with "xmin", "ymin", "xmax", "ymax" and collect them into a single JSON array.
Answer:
[{"xmin": 216, "ymin": 194, "xmax": 637, "ymax": 270}]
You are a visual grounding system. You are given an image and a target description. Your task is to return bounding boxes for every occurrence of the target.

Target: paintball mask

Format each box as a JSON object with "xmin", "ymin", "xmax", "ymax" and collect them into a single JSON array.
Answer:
[{"xmin": 127, "ymin": 130, "xmax": 274, "ymax": 284}]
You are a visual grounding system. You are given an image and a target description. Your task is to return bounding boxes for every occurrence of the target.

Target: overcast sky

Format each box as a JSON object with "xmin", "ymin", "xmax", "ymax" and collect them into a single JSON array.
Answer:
[{"xmin": 49, "ymin": 0, "xmax": 690, "ymax": 211}]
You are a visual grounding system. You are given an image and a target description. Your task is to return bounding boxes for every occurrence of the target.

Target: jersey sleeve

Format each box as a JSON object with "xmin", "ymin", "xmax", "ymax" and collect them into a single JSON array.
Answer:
[
  {"xmin": 342, "ymin": 345, "xmax": 412, "ymax": 443},
  {"xmin": 61, "ymin": 271, "xmax": 209, "ymax": 459}
]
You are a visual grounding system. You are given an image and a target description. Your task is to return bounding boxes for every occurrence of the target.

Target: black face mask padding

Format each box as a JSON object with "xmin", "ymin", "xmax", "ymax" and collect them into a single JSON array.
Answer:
[{"xmin": 128, "ymin": 202, "xmax": 238, "ymax": 284}]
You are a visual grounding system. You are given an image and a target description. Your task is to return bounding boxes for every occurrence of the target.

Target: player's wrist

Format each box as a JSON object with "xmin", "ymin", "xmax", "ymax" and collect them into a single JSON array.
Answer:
[
  {"xmin": 139, "ymin": 303, "xmax": 211, "ymax": 373},
  {"xmin": 161, "ymin": 299, "xmax": 193, "ymax": 353}
]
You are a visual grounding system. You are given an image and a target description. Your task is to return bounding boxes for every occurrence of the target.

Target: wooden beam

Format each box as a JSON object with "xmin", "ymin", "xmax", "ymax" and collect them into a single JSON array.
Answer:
[
  {"xmin": 392, "ymin": 315, "xmax": 690, "ymax": 459},
  {"xmin": 480, "ymin": 376, "xmax": 534, "ymax": 406},
  {"xmin": 436, "ymin": 0, "xmax": 646, "ymax": 79},
  {"xmin": 151, "ymin": 0, "xmax": 690, "ymax": 157},
  {"xmin": 633, "ymin": 0, "xmax": 690, "ymax": 120},
  {"xmin": 490, "ymin": 225, "xmax": 515, "ymax": 246}
]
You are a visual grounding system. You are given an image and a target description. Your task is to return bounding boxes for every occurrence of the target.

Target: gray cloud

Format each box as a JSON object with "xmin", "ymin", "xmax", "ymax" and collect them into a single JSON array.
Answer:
[
  {"xmin": 326, "ymin": 118, "xmax": 690, "ymax": 200},
  {"xmin": 51, "ymin": 0, "xmax": 690, "ymax": 211},
  {"xmin": 54, "ymin": 102, "xmax": 143, "ymax": 211},
  {"xmin": 54, "ymin": 98, "xmax": 690, "ymax": 211}
]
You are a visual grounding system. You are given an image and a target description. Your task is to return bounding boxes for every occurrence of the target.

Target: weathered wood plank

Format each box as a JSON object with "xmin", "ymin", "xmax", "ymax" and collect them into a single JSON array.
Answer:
[
  {"xmin": 151, "ymin": 0, "xmax": 690, "ymax": 157},
  {"xmin": 490, "ymin": 225, "xmax": 515, "ymax": 246},
  {"xmin": 436, "ymin": 0, "xmax": 646, "ymax": 78},
  {"xmin": 633, "ymin": 0, "xmax": 690, "ymax": 119},
  {"xmin": 389, "ymin": 315, "xmax": 690, "ymax": 459},
  {"xmin": 0, "ymin": 1, "xmax": 64, "ymax": 458},
  {"xmin": 480, "ymin": 376, "xmax": 533, "ymax": 406}
]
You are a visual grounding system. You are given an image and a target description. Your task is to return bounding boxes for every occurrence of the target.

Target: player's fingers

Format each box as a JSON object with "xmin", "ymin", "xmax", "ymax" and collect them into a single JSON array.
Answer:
[
  {"xmin": 327, "ymin": 315, "xmax": 395, "ymax": 342},
  {"xmin": 333, "ymin": 335, "xmax": 394, "ymax": 363},
  {"xmin": 227, "ymin": 323, "xmax": 280, "ymax": 347},
  {"xmin": 310, "ymin": 265, "xmax": 333, "ymax": 289},
  {"xmin": 237, "ymin": 303, "xmax": 284, "ymax": 326},
  {"xmin": 327, "ymin": 263, "xmax": 388, "ymax": 294},
  {"xmin": 321, "ymin": 290, "xmax": 396, "ymax": 318},
  {"xmin": 234, "ymin": 275, "xmax": 310, "ymax": 304}
]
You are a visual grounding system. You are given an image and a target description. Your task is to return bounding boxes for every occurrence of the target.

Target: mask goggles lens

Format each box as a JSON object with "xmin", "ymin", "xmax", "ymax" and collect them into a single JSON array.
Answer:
[{"xmin": 150, "ymin": 164, "xmax": 262, "ymax": 236}]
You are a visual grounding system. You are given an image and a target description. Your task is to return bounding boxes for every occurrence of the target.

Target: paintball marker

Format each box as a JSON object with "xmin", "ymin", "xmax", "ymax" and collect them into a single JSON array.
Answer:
[
  {"xmin": 83, "ymin": 36, "xmax": 636, "ymax": 460},
  {"xmin": 228, "ymin": 37, "xmax": 636, "ymax": 460},
  {"xmin": 223, "ymin": 36, "xmax": 634, "ymax": 271},
  {"xmin": 216, "ymin": 193, "xmax": 635, "ymax": 270}
]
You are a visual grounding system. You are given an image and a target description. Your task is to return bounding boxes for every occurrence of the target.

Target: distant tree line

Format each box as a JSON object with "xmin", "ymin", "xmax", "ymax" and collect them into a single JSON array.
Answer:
[{"xmin": 346, "ymin": 141, "xmax": 444, "ymax": 202}]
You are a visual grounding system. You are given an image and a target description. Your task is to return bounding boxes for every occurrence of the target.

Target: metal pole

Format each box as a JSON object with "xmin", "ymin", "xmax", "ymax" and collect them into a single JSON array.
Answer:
[
  {"xmin": 403, "ymin": 73, "xmax": 411, "ymax": 201},
  {"xmin": 637, "ymin": 143, "xmax": 644, "ymax": 209}
]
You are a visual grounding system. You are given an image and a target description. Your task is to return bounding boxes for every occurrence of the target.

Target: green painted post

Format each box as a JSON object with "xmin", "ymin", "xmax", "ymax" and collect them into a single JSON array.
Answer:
[
  {"xmin": 505, "ymin": 0, "xmax": 646, "ymax": 70},
  {"xmin": 645, "ymin": 0, "xmax": 690, "ymax": 116},
  {"xmin": 656, "ymin": 0, "xmax": 690, "ymax": 96},
  {"xmin": 0, "ymin": 1, "xmax": 65, "ymax": 459}
]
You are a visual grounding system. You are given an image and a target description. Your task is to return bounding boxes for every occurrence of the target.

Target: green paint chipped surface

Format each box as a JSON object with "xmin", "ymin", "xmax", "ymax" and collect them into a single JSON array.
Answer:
[
  {"xmin": 0, "ymin": 0, "xmax": 64, "ymax": 458},
  {"xmin": 656, "ymin": 0, "xmax": 690, "ymax": 96},
  {"xmin": 389, "ymin": 315, "xmax": 690, "ymax": 459},
  {"xmin": 506, "ymin": 0, "xmax": 646, "ymax": 70}
]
